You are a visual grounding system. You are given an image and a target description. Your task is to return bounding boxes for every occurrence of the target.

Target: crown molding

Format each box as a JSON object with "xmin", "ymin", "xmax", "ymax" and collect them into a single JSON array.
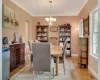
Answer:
[
  {"xmin": 11, "ymin": 0, "xmax": 88, "ymax": 17},
  {"xmin": 78, "ymin": 0, "xmax": 88, "ymax": 16},
  {"xmin": 10, "ymin": 0, "xmax": 33, "ymax": 16}
]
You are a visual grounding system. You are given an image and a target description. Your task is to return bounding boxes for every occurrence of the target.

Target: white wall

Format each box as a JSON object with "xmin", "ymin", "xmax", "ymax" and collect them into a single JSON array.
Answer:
[{"xmin": 0, "ymin": 0, "xmax": 2, "ymax": 80}]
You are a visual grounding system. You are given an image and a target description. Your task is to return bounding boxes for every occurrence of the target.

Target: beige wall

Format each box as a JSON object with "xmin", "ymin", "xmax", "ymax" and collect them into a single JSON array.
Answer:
[
  {"xmin": 78, "ymin": 0, "xmax": 98, "ymax": 77},
  {"xmin": 32, "ymin": 16, "xmax": 80, "ymax": 55},
  {"xmin": 2, "ymin": 0, "xmax": 33, "ymax": 43}
]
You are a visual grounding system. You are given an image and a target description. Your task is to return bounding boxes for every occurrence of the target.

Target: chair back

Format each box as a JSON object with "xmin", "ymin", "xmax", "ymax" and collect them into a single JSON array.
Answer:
[
  {"xmin": 28, "ymin": 40, "xmax": 33, "ymax": 50},
  {"xmin": 63, "ymin": 40, "xmax": 67, "ymax": 59},
  {"xmin": 32, "ymin": 42, "xmax": 51, "ymax": 72}
]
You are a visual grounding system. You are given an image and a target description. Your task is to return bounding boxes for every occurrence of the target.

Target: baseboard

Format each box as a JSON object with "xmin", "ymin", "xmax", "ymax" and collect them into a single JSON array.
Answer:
[
  {"xmin": 88, "ymin": 65, "xmax": 98, "ymax": 79},
  {"xmin": 71, "ymin": 54, "xmax": 78, "ymax": 57}
]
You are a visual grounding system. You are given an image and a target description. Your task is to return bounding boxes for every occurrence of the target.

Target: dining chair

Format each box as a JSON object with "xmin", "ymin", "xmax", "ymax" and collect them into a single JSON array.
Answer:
[
  {"xmin": 28, "ymin": 40, "xmax": 39, "ymax": 50},
  {"xmin": 29, "ymin": 40, "xmax": 40, "ymax": 71},
  {"xmin": 28, "ymin": 40, "xmax": 33, "ymax": 51},
  {"xmin": 60, "ymin": 40, "xmax": 68, "ymax": 75},
  {"xmin": 32, "ymin": 42, "xmax": 54, "ymax": 80}
]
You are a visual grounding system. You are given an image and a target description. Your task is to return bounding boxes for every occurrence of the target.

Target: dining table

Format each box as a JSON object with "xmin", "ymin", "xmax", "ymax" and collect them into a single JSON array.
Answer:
[
  {"xmin": 27, "ymin": 45, "xmax": 63, "ymax": 76},
  {"xmin": 51, "ymin": 45, "xmax": 63, "ymax": 76}
]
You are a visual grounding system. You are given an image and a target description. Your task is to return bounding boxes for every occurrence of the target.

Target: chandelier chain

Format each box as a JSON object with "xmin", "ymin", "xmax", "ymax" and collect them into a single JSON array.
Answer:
[{"xmin": 45, "ymin": 1, "xmax": 56, "ymax": 25}]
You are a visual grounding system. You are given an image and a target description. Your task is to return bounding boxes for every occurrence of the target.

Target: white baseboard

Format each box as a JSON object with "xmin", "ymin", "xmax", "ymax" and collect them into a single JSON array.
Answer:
[
  {"xmin": 71, "ymin": 54, "xmax": 78, "ymax": 57},
  {"xmin": 88, "ymin": 65, "xmax": 98, "ymax": 79}
]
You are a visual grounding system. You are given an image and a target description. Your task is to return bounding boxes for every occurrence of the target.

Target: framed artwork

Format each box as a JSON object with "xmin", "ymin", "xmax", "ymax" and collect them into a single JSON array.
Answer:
[
  {"xmin": 50, "ymin": 26, "xmax": 58, "ymax": 32},
  {"xmin": 3, "ymin": 5, "xmax": 19, "ymax": 29}
]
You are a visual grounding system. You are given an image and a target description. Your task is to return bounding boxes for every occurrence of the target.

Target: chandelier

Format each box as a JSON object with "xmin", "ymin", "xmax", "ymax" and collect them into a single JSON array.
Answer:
[{"xmin": 45, "ymin": 1, "xmax": 56, "ymax": 25}]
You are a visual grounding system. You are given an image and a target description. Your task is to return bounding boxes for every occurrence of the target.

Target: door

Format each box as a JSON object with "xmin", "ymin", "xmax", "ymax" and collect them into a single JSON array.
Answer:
[{"xmin": 25, "ymin": 21, "xmax": 29, "ymax": 47}]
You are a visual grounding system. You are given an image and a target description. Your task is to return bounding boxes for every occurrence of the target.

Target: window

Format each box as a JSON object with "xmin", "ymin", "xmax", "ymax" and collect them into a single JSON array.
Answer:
[
  {"xmin": 90, "ymin": 7, "xmax": 98, "ymax": 58},
  {"xmin": 79, "ymin": 19, "xmax": 83, "ymax": 37}
]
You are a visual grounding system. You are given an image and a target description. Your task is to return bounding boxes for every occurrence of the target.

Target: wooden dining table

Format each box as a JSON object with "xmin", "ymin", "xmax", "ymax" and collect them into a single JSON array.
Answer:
[
  {"xmin": 51, "ymin": 45, "xmax": 63, "ymax": 76},
  {"xmin": 27, "ymin": 45, "xmax": 62, "ymax": 76}
]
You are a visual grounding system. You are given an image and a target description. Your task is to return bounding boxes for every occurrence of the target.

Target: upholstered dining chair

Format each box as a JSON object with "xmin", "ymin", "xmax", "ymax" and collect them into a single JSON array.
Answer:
[{"xmin": 32, "ymin": 42, "xmax": 54, "ymax": 80}]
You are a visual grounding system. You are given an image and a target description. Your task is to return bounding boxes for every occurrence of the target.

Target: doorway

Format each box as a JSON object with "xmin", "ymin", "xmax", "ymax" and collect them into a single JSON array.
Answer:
[{"xmin": 25, "ymin": 20, "xmax": 29, "ymax": 48}]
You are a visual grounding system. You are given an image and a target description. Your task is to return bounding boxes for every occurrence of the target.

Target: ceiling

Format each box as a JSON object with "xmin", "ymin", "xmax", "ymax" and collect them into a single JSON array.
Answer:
[{"xmin": 11, "ymin": 0, "xmax": 88, "ymax": 16}]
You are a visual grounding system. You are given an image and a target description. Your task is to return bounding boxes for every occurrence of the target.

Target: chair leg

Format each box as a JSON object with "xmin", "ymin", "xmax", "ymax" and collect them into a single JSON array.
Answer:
[
  {"xmin": 33, "ymin": 71, "xmax": 35, "ymax": 80},
  {"xmin": 30, "ymin": 62, "xmax": 32, "ymax": 72},
  {"xmin": 38, "ymin": 71, "xmax": 43, "ymax": 74},
  {"xmin": 51, "ymin": 68, "xmax": 54, "ymax": 79},
  {"xmin": 63, "ymin": 60, "xmax": 66, "ymax": 75},
  {"xmin": 42, "ymin": 71, "xmax": 43, "ymax": 74},
  {"xmin": 49, "ymin": 72, "xmax": 51, "ymax": 80},
  {"xmin": 35, "ymin": 71, "xmax": 38, "ymax": 78},
  {"xmin": 52, "ymin": 67, "xmax": 54, "ymax": 79}
]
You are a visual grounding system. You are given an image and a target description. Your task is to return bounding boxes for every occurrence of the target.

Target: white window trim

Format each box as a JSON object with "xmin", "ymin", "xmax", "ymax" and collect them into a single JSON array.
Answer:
[
  {"xmin": 79, "ymin": 19, "xmax": 83, "ymax": 38},
  {"xmin": 89, "ymin": 7, "xmax": 98, "ymax": 59}
]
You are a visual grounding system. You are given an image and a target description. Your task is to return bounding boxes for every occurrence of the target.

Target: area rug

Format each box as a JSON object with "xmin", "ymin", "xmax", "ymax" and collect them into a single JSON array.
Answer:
[{"xmin": 10, "ymin": 59, "xmax": 77, "ymax": 80}]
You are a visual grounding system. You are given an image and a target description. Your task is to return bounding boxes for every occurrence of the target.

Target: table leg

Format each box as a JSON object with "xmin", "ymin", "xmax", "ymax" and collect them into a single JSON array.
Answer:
[{"xmin": 56, "ymin": 56, "xmax": 59, "ymax": 76}]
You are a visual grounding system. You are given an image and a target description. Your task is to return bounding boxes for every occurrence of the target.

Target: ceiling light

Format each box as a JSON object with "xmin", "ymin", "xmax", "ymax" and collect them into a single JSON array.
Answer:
[{"xmin": 45, "ymin": 1, "xmax": 56, "ymax": 25}]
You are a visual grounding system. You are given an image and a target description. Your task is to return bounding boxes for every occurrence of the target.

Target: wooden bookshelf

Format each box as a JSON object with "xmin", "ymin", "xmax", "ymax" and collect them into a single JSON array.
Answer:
[
  {"xmin": 78, "ymin": 16, "xmax": 89, "ymax": 68},
  {"xmin": 36, "ymin": 25, "xmax": 48, "ymax": 42},
  {"xmin": 59, "ymin": 24, "xmax": 71, "ymax": 57},
  {"xmin": 83, "ymin": 16, "xmax": 89, "ymax": 37},
  {"xmin": 78, "ymin": 37, "xmax": 88, "ymax": 68}
]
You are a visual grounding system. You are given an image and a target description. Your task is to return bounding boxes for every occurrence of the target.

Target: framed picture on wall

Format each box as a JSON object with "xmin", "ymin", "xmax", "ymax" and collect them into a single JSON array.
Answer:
[
  {"xmin": 50, "ymin": 26, "xmax": 58, "ymax": 32},
  {"xmin": 3, "ymin": 4, "xmax": 19, "ymax": 29}
]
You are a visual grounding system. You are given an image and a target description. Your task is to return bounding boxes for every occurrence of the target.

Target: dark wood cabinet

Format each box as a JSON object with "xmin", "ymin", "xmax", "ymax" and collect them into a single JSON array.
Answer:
[
  {"xmin": 10, "ymin": 43, "xmax": 25, "ymax": 72},
  {"xmin": 36, "ymin": 25, "xmax": 48, "ymax": 42},
  {"xmin": 59, "ymin": 24, "xmax": 71, "ymax": 57},
  {"xmin": 20, "ymin": 44, "xmax": 25, "ymax": 64}
]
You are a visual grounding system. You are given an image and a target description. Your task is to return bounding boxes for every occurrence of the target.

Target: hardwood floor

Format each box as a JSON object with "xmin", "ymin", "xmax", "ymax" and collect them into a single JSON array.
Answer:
[
  {"xmin": 70, "ymin": 57, "xmax": 96, "ymax": 80},
  {"xmin": 10, "ymin": 65, "xmax": 24, "ymax": 77},
  {"xmin": 10, "ymin": 55, "xmax": 96, "ymax": 80}
]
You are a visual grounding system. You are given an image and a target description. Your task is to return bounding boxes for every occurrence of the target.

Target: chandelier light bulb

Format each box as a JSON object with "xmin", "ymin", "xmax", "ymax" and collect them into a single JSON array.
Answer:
[
  {"xmin": 49, "ymin": 22, "xmax": 52, "ymax": 25},
  {"xmin": 53, "ymin": 18, "xmax": 56, "ymax": 21},
  {"xmin": 45, "ymin": 18, "xmax": 49, "ymax": 21},
  {"xmin": 50, "ymin": 17, "xmax": 53, "ymax": 22},
  {"xmin": 45, "ymin": 1, "xmax": 56, "ymax": 25}
]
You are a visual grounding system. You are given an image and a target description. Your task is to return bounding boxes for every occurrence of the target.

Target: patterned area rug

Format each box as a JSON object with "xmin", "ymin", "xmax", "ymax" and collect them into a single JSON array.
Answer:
[{"xmin": 10, "ymin": 59, "xmax": 77, "ymax": 80}]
